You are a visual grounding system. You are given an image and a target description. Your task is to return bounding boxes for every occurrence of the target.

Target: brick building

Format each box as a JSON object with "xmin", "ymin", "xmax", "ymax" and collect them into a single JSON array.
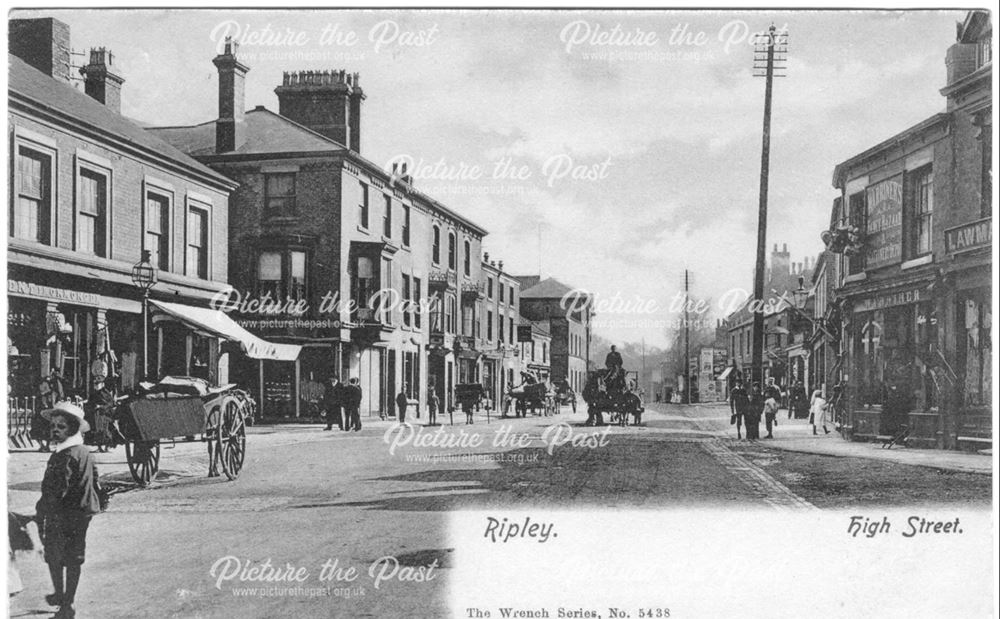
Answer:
[
  {"xmin": 149, "ymin": 41, "xmax": 491, "ymax": 418},
  {"xmin": 516, "ymin": 277, "xmax": 593, "ymax": 393},
  {"xmin": 725, "ymin": 244, "xmax": 816, "ymax": 391},
  {"xmin": 480, "ymin": 257, "xmax": 523, "ymax": 403},
  {"xmin": 824, "ymin": 10, "xmax": 991, "ymax": 448},
  {"xmin": 5, "ymin": 19, "xmax": 270, "ymax": 412}
]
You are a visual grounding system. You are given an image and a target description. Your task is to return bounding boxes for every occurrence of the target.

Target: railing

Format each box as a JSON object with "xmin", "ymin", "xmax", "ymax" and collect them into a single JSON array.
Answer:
[{"xmin": 7, "ymin": 396, "xmax": 41, "ymax": 449}]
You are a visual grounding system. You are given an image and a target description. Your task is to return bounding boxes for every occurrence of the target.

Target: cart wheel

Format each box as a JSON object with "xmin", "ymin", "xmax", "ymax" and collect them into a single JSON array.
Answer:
[
  {"xmin": 218, "ymin": 399, "xmax": 247, "ymax": 481},
  {"xmin": 125, "ymin": 440, "xmax": 160, "ymax": 486}
]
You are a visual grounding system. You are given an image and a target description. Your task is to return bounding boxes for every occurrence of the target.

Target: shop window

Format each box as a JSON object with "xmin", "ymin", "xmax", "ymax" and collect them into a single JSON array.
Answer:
[
  {"xmin": 265, "ymin": 172, "xmax": 296, "ymax": 217},
  {"xmin": 463, "ymin": 239, "xmax": 471, "ymax": 276},
  {"xmin": 448, "ymin": 231, "xmax": 456, "ymax": 270},
  {"xmin": 432, "ymin": 226, "xmax": 441, "ymax": 264},
  {"xmin": 961, "ymin": 297, "xmax": 992, "ymax": 406},
  {"xmin": 12, "ymin": 146, "xmax": 52, "ymax": 244},
  {"xmin": 145, "ymin": 192, "xmax": 170, "ymax": 270},
  {"xmin": 905, "ymin": 165, "xmax": 933, "ymax": 258},
  {"xmin": 383, "ymin": 194, "xmax": 392, "ymax": 238},
  {"xmin": 77, "ymin": 168, "xmax": 108, "ymax": 256},
  {"xmin": 186, "ymin": 206, "xmax": 209, "ymax": 279},
  {"xmin": 358, "ymin": 182, "xmax": 369, "ymax": 228}
]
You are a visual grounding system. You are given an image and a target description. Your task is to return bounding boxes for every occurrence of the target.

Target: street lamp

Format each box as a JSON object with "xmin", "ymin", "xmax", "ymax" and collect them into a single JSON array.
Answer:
[
  {"xmin": 131, "ymin": 249, "xmax": 158, "ymax": 380},
  {"xmin": 791, "ymin": 275, "xmax": 808, "ymax": 310}
]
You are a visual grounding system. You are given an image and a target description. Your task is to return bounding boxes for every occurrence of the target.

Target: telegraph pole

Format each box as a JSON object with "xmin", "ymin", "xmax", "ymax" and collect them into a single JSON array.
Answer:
[
  {"xmin": 684, "ymin": 269, "xmax": 690, "ymax": 404},
  {"xmin": 750, "ymin": 24, "xmax": 788, "ymax": 387}
]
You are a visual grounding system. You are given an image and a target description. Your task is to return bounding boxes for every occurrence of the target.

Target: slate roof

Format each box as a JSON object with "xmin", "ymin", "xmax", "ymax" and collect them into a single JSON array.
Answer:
[
  {"xmin": 520, "ymin": 277, "xmax": 582, "ymax": 299},
  {"xmin": 148, "ymin": 107, "xmax": 347, "ymax": 157},
  {"xmin": 8, "ymin": 54, "xmax": 234, "ymax": 188}
]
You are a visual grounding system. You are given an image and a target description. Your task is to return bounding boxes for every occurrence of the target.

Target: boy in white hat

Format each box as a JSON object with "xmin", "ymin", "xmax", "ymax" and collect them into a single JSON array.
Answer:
[{"xmin": 36, "ymin": 401, "xmax": 101, "ymax": 619}]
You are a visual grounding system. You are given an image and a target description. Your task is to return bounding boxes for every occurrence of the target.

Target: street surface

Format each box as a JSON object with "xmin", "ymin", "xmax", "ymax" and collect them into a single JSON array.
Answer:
[{"xmin": 7, "ymin": 401, "xmax": 991, "ymax": 618}]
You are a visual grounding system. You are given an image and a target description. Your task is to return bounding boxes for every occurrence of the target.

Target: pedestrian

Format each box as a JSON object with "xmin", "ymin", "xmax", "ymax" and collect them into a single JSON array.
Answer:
[
  {"xmin": 36, "ymin": 401, "xmax": 102, "ymax": 619},
  {"xmin": 745, "ymin": 383, "xmax": 764, "ymax": 440},
  {"xmin": 396, "ymin": 386, "xmax": 409, "ymax": 424},
  {"xmin": 344, "ymin": 378, "xmax": 363, "ymax": 432},
  {"xmin": 763, "ymin": 395, "xmax": 779, "ymax": 439},
  {"xmin": 764, "ymin": 377, "xmax": 782, "ymax": 408},
  {"xmin": 789, "ymin": 381, "xmax": 808, "ymax": 420},
  {"xmin": 427, "ymin": 390, "xmax": 440, "ymax": 426},
  {"xmin": 323, "ymin": 376, "xmax": 343, "ymax": 431},
  {"xmin": 810, "ymin": 389, "xmax": 831, "ymax": 435},
  {"xmin": 729, "ymin": 379, "xmax": 749, "ymax": 439}
]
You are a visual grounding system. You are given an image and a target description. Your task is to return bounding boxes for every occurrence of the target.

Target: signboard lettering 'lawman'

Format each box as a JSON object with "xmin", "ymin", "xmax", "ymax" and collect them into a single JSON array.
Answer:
[{"xmin": 944, "ymin": 218, "xmax": 992, "ymax": 254}]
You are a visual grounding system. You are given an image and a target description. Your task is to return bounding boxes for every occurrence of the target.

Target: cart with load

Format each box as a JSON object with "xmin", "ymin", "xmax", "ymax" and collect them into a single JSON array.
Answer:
[
  {"xmin": 504, "ymin": 382, "xmax": 556, "ymax": 418},
  {"xmin": 88, "ymin": 376, "xmax": 255, "ymax": 486}
]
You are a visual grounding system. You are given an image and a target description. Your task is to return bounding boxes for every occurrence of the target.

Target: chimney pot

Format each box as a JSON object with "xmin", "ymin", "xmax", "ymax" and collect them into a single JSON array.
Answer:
[
  {"xmin": 80, "ymin": 45, "xmax": 125, "ymax": 112},
  {"xmin": 10, "ymin": 18, "xmax": 73, "ymax": 83},
  {"xmin": 783, "ymin": 243, "xmax": 788, "ymax": 253}
]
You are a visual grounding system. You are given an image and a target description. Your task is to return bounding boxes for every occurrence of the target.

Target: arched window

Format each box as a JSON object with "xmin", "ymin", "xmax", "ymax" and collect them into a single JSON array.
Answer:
[
  {"xmin": 448, "ymin": 231, "xmax": 456, "ymax": 270},
  {"xmin": 432, "ymin": 226, "xmax": 441, "ymax": 265},
  {"xmin": 463, "ymin": 239, "xmax": 471, "ymax": 275}
]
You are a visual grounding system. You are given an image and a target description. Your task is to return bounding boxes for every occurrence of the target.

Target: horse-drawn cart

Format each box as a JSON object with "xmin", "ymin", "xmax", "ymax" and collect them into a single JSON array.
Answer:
[
  {"xmin": 504, "ymin": 382, "xmax": 557, "ymax": 418},
  {"xmin": 582, "ymin": 369, "xmax": 644, "ymax": 427},
  {"xmin": 89, "ymin": 376, "xmax": 255, "ymax": 486}
]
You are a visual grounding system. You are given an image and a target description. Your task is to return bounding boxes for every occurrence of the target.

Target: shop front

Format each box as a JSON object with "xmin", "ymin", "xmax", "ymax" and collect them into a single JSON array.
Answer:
[{"xmin": 845, "ymin": 282, "xmax": 941, "ymax": 445}]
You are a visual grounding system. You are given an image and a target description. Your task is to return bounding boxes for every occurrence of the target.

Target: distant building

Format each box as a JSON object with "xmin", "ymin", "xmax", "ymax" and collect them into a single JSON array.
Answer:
[{"xmin": 516, "ymin": 277, "xmax": 593, "ymax": 393}]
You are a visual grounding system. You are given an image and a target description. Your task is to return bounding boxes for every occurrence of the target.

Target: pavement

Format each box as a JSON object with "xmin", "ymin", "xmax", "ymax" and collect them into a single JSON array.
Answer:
[{"xmin": 650, "ymin": 401, "xmax": 994, "ymax": 475}]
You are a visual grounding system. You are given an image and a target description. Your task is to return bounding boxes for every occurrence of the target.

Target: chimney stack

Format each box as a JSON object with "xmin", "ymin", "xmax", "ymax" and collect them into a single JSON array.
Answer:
[
  {"xmin": 80, "ymin": 48, "xmax": 124, "ymax": 112},
  {"xmin": 275, "ymin": 69, "xmax": 364, "ymax": 153},
  {"xmin": 212, "ymin": 37, "xmax": 250, "ymax": 153},
  {"xmin": 9, "ymin": 18, "xmax": 72, "ymax": 83}
]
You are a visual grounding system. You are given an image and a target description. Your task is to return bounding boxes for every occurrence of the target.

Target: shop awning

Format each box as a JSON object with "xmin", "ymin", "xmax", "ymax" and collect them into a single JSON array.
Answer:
[
  {"xmin": 150, "ymin": 300, "xmax": 301, "ymax": 361},
  {"xmin": 717, "ymin": 366, "xmax": 734, "ymax": 381}
]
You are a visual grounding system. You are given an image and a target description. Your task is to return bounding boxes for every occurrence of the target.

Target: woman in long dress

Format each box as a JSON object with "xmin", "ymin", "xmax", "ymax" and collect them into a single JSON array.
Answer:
[{"xmin": 809, "ymin": 389, "xmax": 831, "ymax": 435}]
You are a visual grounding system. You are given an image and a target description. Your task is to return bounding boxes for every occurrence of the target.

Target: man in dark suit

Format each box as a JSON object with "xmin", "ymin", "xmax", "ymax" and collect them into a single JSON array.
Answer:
[
  {"xmin": 396, "ymin": 386, "xmax": 409, "ymax": 424},
  {"xmin": 323, "ymin": 376, "xmax": 343, "ymax": 431},
  {"xmin": 344, "ymin": 378, "xmax": 363, "ymax": 431},
  {"xmin": 729, "ymin": 379, "xmax": 749, "ymax": 439}
]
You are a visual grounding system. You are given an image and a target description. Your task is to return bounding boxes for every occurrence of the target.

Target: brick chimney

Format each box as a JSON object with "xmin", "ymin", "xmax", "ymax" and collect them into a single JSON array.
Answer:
[
  {"xmin": 275, "ymin": 70, "xmax": 364, "ymax": 152},
  {"xmin": 770, "ymin": 242, "xmax": 791, "ymax": 285},
  {"xmin": 945, "ymin": 43, "xmax": 978, "ymax": 87},
  {"xmin": 212, "ymin": 37, "xmax": 249, "ymax": 153},
  {"xmin": 9, "ymin": 18, "xmax": 72, "ymax": 83},
  {"xmin": 79, "ymin": 48, "xmax": 124, "ymax": 112}
]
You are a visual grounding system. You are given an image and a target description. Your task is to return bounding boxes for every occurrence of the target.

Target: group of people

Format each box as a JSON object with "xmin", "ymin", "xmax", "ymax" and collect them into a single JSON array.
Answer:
[
  {"xmin": 320, "ymin": 377, "xmax": 364, "ymax": 432},
  {"xmin": 729, "ymin": 377, "xmax": 832, "ymax": 439}
]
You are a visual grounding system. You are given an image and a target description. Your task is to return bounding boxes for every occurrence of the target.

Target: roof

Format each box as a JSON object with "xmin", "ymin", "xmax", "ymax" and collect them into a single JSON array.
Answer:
[
  {"xmin": 515, "ymin": 275, "xmax": 541, "ymax": 290},
  {"xmin": 150, "ymin": 105, "xmax": 489, "ymax": 237},
  {"xmin": 8, "ymin": 55, "xmax": 234, "ymax": 189},
  {"xmin": 148, "ymin": 107, "xmax": 347, "ymax": 157},
  {"xmin": 518, "ymin": 316, "xmax": 551, "ymax": 336},
  {"xmin": 831, "ymin": 113, "xmax": 950, "ymax": 188},
  {"xmin": 520, "ymin": 277, "xmax": 585, "ymax": 300}
]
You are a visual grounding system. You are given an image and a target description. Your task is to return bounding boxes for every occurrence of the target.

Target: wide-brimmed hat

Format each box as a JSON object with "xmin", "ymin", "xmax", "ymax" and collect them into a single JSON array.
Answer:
[{"xmin": 40, "ymin": 401, "xmax": 90, "ymax": 434}]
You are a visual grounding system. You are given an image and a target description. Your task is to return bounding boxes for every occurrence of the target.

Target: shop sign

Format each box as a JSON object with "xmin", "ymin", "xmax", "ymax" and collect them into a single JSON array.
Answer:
[
  {"xmin": 854, "ymin": 287, "xmax": 924, "ymax": 313},
  {"xmin": 945, "ymin": 218, "xmax": 991, "ymax": 254},
  {"xmin": 7, "ymin": 280, "xmax": 99, "ymax": 306},
  {"xmin": 864, "ymin": 176, "xmax": 903, "ymax": 269}
]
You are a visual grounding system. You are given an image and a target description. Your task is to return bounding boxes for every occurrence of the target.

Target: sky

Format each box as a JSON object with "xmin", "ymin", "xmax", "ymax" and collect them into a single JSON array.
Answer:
[{"xmin": 12, "ymin": 8, "xmax": 968, "ymax": 347}]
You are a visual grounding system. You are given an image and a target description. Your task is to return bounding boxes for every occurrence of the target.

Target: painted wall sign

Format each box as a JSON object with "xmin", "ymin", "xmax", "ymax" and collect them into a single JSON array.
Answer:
[
  {"xmin": 945, "ymin": 217, "xmax": 991, "ymax": 254},
  {"xmin": 864, "ymin": 176, "xmax": 903, "ymax": 269},
  {"xmin": 7, "ymin": 280, "xmax": 100, "ymax": 306},
  {"xmin": 853, "ymin": 287, "xmax": 925, "ymax": 313}
]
